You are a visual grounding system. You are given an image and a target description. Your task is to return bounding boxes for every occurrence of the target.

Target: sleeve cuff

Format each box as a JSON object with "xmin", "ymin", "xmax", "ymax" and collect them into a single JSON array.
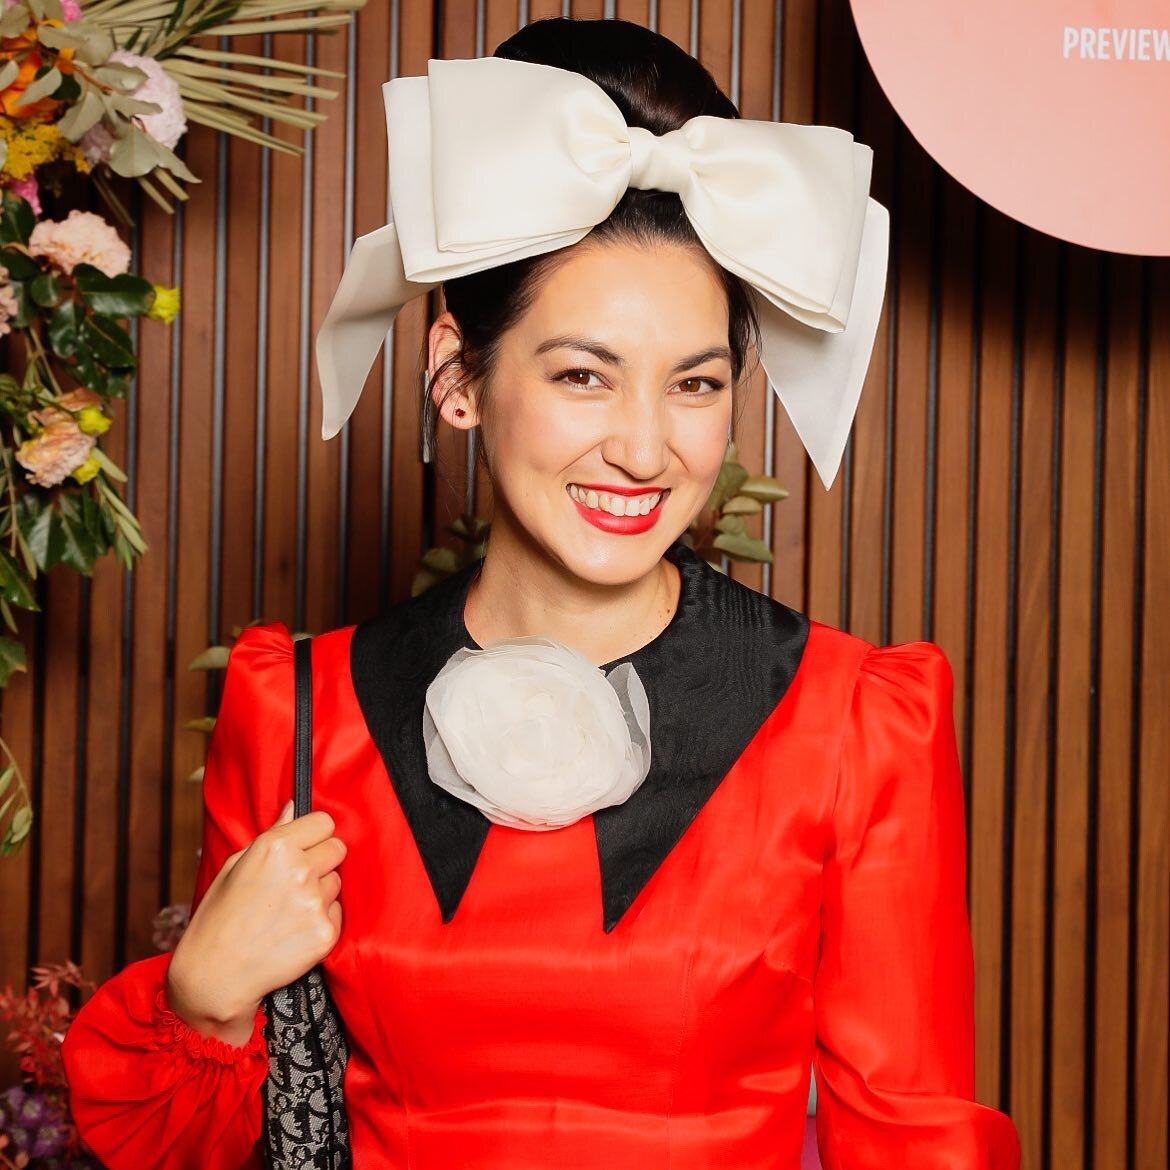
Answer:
[{"xmin": 150, "ymin": 987, "xmax": 268, "ymax": 1067}]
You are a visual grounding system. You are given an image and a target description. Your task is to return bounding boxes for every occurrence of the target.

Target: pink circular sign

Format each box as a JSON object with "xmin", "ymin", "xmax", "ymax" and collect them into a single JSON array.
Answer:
[{"xmin": 850, "ymin": 0, "xmax": 1170, "ymax": 256}]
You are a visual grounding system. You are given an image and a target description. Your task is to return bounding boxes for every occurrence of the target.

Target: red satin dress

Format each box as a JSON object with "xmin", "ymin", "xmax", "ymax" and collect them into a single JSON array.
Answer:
[{"xmin": 62, "ymin": 544, "xmax": 1021, "ymax": 1169}]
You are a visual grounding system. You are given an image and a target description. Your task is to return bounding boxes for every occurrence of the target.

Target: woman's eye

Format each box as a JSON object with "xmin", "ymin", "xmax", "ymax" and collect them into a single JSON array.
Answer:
[
  {"xmin": 675, "ymin": 376, "xmax": 722, "ymax": 394},
  {"xmin": 560, "ymin": 369, "xmax": 601, "ymax": 387}
]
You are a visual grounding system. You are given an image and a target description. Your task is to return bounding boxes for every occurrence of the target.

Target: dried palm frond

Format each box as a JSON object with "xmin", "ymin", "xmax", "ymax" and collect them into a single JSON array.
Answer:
[{"xmin": 76, "ymin": 0, "xmax": 365, "ymax": 209}]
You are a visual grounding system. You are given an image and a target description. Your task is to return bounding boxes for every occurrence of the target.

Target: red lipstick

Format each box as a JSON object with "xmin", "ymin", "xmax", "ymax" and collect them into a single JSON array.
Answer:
[{"xmin": 568, "ymin": 485, "xmax": 668, "ymax": 535}]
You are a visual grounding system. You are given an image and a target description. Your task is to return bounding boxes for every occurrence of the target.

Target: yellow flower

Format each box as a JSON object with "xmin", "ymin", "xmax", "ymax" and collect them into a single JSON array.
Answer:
[
  {"xmin": 77, "ymin": 406, "xmax": 111, "ymax": 436},
  {"xmin": 147, "ymin": 284, "xmax": 180, "ymax": 324},
  {"xmin": 0, "ymin": 115, "xmax": 91, "ymax": 180},
  {"xmin": 70, "ymin": 453, "xmax": 101, "ymax": 484}
]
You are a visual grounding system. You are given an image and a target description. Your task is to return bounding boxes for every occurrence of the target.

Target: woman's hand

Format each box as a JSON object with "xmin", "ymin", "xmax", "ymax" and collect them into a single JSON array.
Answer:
[{"xmin": 165, "ymin": 800, "xmax": 347, "ymax": 1046}]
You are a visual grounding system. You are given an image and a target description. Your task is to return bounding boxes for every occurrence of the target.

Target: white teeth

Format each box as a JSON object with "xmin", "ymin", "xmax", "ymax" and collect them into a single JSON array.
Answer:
[{"xmin": 568, "ymin": 486, "xmax": 664, "ymax": 516}]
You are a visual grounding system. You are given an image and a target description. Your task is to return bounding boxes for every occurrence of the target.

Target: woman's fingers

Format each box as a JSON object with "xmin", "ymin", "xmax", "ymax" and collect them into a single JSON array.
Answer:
[{"xmin": 303, "ymin": 834, "xmax": 348, "ymax": 877}]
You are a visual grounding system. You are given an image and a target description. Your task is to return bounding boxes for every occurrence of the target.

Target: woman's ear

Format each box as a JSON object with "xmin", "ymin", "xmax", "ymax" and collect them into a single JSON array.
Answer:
[{"xmin": 428, "ymin": 311, "xmax": 479, "ymax": 430}]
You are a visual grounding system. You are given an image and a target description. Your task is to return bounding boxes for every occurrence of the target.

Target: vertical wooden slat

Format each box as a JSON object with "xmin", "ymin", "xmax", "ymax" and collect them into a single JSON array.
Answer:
[
  {"xmin": 168, "ymin": 113, "xmax": 220, "ymax": 906},
  {"xmin": 1050, "ymin": 245, "xmax": 1100, "ymax": 1169},
  {"xmin": 344, "ymin": 0, "xmax": 394, "ymax": 623},
  {"xmin": 219, "ymin": 48, "xmax": 264, "ymax": 637},
  {"xmin": 1092, "ymin": 253, "xmax": 1142, "ymax": 1170},
  {"xmin": 969, "ymin": 205, "xmax": 1016, "ymax": 1109},
  {"xmin": 929, "ymin": 181, "xmax": 976, "ymax": 736},
  {"xmin": 124, "ymin": 198, "xmax": 177, "ymax": 963},
  {"xmin": 1009, "ymin": 229, "xmax": 1060, "ymax": 1169},
  {"xmin": 887, "ymin": 129, "xmax": 931, "ymax": 646},
  {"xmin": 1135, "ymin": 259, "xmax": 1169, "ymax": 1170},
  {"xmin": 847, "ymin": 45, "xmax": 896, "ymax": 646},
  {"xmin": 727, "ymin": 0, "xmax": 775, "ymax": 600},
  {"xmin": 306, "ymin": 21, "xmax": 350, "ymax": 636}
]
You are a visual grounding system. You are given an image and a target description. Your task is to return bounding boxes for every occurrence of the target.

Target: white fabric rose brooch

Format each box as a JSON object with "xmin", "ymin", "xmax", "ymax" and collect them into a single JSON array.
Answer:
[{"xmin": 422, "ymin": 636, "xmax": 652, "ymax": 830}]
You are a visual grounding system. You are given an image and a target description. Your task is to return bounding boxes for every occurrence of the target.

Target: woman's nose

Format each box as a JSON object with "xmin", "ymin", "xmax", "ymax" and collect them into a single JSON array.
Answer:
[{"xmin": 599, "ymin": 389, "xmax": 671, "ymax": 481}]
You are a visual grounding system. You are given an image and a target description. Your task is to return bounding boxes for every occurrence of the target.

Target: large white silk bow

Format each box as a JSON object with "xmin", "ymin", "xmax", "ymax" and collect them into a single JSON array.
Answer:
[{"xmin": 315, "ymin": 56, "xmax": 890, "ymax": 490}]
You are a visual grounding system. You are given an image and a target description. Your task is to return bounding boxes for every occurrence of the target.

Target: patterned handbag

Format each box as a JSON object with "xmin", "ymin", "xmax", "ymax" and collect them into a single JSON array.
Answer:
[{"xmin": 262, "ymin": 635, "xmax": 353, "ymax": 1169}]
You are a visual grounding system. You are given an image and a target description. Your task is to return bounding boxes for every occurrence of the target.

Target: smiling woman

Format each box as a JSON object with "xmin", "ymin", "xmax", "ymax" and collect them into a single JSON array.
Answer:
[
  {"xmin": 428, "ymin": 237, "xmax": 740, "ymax": 659},
  {"xmin": 59, "ymin": 15, "xmax": 1021, "ymax": 1170}
]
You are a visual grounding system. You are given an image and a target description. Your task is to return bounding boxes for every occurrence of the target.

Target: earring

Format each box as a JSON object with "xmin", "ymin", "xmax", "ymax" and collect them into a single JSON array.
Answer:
[{"xmin": 455, "ymin": 408, "xmax": 466, "ymax": 418}]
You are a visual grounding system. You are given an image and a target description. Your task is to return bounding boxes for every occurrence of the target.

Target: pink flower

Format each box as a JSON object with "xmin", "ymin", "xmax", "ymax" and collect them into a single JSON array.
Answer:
[
  {"xmin": 61, "ymin": 0, "xmax": 82, "ymax": 20},
  {"xmin": 81, "ymin": 50, "xmax": 186, "ymax": 162},
  {"xmin": 8, "ymin": 174, "xmax": 40, "ymax": 215},
  {"xmin": 28, "ymin": 209, "xmax": 131, "ymax": 277},
  {"xmin": 15, "ymin": 422, "xmax": 96, "ymax": 487},
  {"xmin": 0, "ymin": 265, "xmax": 18, "ymax": 336}
]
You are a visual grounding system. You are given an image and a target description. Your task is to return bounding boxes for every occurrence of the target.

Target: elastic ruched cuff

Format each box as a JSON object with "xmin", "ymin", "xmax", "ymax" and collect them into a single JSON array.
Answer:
[{"xmin": 150, "ymin": 988, "xmax": 268, "ymax": 1067}]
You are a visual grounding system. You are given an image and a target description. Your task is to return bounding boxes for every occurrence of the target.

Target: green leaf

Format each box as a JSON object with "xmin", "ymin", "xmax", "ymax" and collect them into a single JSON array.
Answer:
[
  {"xmin": 81, "ymin": 315, "xmax": 136, "ymax": 369},
  {"xmin": 189, "ymin": 645, "xmax": 230, "ymax": 671},
  {"xmin": 0, "ymin": 193, "xmax": 35, "ymax": 246},
  {"xmin": 0, "ymin": 549, "xmax": 38, "ymax": 610},
  {"xmin": 74, "ymin": 266, "xmax": 153, "ymax": 317},
  {"xmin": 35, "ymin": 21, "xmax": 115, "ymax": 66},
  {"xmin": 711, "ymin": 531, "xmax": 773, "ymax": 564},
  {"xmin": 47, "ymin": 299, "xmax": 83, "ymax": 359},
  {"xmin": 184, "ymin": 716, "xmax": 217, "ymax": 733},
  {"xmin": 737, "ymin": 474, "xmax": 790, "ymax": 504},
  {"xmin": 108, "ymin": 125, "xmax": 165, "ymax": 178},
  {"xmin": 8, "ymin": 804, "xmax": 33, "ymax": 843},
  {"xmin": 0, "ymin": 764, "xmax": 14, "ymax": 799},
  {"xmin": 0, "ymin": 6, "xmax": 30, "ymax": 38},
  {"xmin": 420, "ymin": 546, "xmax": 459, "ymax": 574},
  {"xmin": 50, "ymin": 494, "xmax": 102, "ymax": 573},
  {"xmin": 19, "ymin": 494, "xmax": 53, "ymax": 571},
  {"xmin": 715, "ymin": 514, "xmax": 747, "ymax": 536},
  {"xmin": 705, "ymin": 461, "xmax": 749, "ymax": 512},
  {"xmin": 721, "ymin": 494, "xmax": 762, "ymax": 516},
  {"xmin": 7, "ymin": 281, "xmax": 39, "ymax": 329},
  {"xmin": 14, "ymin": 65, "xmax": 62, "ymax": 109},
  {"xmin": 0, "ymin": 635, "xmax": 27, "ymax": 686},
  {"xmin": 29, "ymin": 272, "xmax": 60, "ymax": 308},
  {"xmin": 56, "ymin": 87, "xmax": 106, "ymax": 141},
  {"xmin": 0, "ymin": 247, "xmax": 41, "ymax": 280}
]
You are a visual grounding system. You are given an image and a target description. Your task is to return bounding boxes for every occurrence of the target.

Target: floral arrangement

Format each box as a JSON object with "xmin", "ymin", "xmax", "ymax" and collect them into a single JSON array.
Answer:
[
  {"xmin": 411, "ymin": 444, "xmax": 788, "ymax": 595},
  {"xmin": 0, "ymin": 0, "xmax": 365, "ymax": 217},
  {"xmin": 0, "ymin": 0, "xmax": 364, "ymax": 855},
  {"xmin": 0, "ymin": 961, "xmax": 101, "ymax": 1167},
  {"xmin": 0, "ymin": 187, "xmax": 171, "ymax": 854}
]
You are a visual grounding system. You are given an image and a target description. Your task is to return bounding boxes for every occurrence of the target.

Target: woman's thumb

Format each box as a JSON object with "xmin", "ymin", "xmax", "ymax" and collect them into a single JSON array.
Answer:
[{"xmin": 275, "ymin": 798, "xmax": 294, "ymax": 825}]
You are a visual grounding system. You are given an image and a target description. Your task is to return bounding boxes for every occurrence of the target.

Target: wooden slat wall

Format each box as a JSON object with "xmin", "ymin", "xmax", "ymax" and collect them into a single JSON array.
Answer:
[{"xmin": 1, "ymin": 3, "xmax": 1166, "ymax": 1167}]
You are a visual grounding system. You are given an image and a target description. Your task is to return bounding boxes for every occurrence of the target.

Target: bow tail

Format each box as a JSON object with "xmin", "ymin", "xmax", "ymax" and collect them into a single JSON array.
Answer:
[
  {"xmin": 755, "ymin": 198, "xmax": 890, "ymax": 492},
  {"xmin": 315, "ymin": 222, "xmax": 436, "ymax": 440}
]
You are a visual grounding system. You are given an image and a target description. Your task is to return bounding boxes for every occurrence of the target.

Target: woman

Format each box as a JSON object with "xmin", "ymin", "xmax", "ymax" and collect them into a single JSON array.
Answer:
[{"xmin": 61, "ymin": 18, "xmax": 1022, "ymax": 1170}]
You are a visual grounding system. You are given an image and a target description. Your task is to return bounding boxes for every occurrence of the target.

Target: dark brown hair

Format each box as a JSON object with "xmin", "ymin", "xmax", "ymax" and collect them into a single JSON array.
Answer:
[{"xmin": 427, "ymin": 17, "xmax": 761, "ymax": 452}]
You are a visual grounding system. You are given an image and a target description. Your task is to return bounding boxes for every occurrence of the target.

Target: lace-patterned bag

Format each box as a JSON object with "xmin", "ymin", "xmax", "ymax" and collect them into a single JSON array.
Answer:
[{"xmin": 262, "ymin": 636, "xmax": 353, "ymax": 1168}]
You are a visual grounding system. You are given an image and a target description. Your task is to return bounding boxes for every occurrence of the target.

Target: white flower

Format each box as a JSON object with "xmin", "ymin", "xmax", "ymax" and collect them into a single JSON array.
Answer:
[
  {"xmin": 80, "ymin": 50, "xmax": 187, "ymax": 162},
  {"xmin": 423, "ymin": 636, "xmax": 652, "ymax": 830}
]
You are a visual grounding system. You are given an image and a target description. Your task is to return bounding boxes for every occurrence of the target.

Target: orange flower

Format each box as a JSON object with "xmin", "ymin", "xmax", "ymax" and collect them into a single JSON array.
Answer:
[{"xmin": 0, "ymin": 20, "xmax": 76, "ymax": 120}]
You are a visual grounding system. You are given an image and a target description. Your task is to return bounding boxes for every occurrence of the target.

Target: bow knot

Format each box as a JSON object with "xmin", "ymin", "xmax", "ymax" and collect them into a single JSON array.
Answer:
[{"xmin": 628, "ymin": 125, "xmax": 692, "ymax": 195}]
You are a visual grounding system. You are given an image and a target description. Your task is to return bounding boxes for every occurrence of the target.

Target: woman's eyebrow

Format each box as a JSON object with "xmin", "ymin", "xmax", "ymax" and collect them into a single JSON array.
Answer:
[
  {"xmin": 534, "ymin": 336, "xmax": 732, "ymax": 374},
  {"xmin": 535, "ymin": 335, "xmax": 626, "ymax": 365}
]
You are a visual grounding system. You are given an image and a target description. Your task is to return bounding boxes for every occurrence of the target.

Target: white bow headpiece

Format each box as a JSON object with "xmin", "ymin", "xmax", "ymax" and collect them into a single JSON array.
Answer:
[{"xmin": 315, "ymin": 56, "xmax": 890, "ymax": 490}]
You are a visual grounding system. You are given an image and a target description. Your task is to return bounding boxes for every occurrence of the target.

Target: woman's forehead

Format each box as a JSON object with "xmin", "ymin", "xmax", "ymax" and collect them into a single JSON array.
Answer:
[{"xmin": 509, "ymin": 238, "xmax": 732, "ymax": 357}]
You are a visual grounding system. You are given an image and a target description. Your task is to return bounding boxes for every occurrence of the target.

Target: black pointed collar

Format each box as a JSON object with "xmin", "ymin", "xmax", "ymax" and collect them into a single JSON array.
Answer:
[{"xmin": 349, "ymin": 540, "xmax": 809, "ymax": 932}]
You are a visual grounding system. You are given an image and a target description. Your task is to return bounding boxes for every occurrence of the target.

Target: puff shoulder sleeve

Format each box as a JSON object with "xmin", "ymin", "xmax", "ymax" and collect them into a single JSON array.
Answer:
[
  {"xmin": 61, "ymin": 622, "xmax": 298, "ymax": 1170},
  {"xmin": 813, "ymin": 640, "xmax": 1021, "ymax": 1168}
]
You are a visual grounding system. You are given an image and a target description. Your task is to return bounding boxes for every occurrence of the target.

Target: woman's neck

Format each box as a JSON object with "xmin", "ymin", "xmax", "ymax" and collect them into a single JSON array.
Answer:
[{"xmin": 462, "ymin": 524, "xmax": 680, "ymax": 668}]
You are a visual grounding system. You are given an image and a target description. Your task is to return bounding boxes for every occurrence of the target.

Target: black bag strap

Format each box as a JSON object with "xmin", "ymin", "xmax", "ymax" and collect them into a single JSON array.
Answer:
[{"xmin": 293, "ymin": 636, "xmax": 313, "ymax": 817}]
